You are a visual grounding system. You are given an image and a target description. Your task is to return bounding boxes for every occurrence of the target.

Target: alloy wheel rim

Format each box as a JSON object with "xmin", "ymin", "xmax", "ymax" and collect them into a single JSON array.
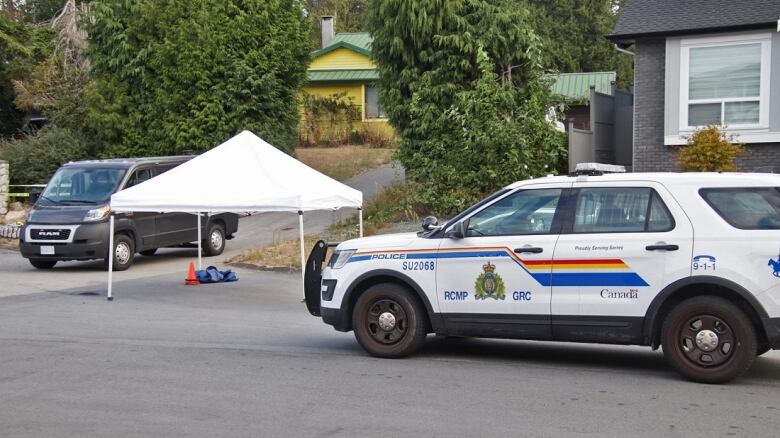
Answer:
[
  {"xmin": 210, "ymin": 230, "xmax": 223, "ymax": 250},
  {"xmin": 115, "ymin": 242, "xmax": 131, "ymax": 265}
]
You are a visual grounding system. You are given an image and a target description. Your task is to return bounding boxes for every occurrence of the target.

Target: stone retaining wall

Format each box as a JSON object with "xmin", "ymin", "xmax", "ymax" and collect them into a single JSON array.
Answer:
[{"xmin": 0, "ymin": 160, "xmax": 8, "ymax": 216}]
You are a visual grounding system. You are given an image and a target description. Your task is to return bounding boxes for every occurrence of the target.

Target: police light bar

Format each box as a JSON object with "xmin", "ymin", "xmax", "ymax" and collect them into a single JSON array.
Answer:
[{"xmin": 574, "ymin": 163, "xmax": 626, "ymax": 175}]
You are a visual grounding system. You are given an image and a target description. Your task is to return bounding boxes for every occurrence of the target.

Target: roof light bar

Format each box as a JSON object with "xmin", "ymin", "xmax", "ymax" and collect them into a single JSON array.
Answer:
[{"xmin": 573, "ymin": 163, "xmax": 626, "ymax": 176}]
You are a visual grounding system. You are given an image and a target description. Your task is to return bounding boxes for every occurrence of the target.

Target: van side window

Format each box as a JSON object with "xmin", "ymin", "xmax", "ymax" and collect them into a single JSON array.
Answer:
[
  {"xmin": 574, "ymin": 187, "xmax": 674, "ymax": 233},
  {"xmin": 125, "ymin": 169, "xmax": 152, "ymax": 188}
]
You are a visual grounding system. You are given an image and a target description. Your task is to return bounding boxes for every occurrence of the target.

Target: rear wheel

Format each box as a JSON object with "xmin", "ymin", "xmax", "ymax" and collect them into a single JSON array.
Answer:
[
  {"xmin": 105, "ymin": 234, "xmax": 134, "ymax": 271},
  {"xmin": 352, "ymin": 283, "xmax": 427, "ymax": 358},
  {"xmin": 661, "ymin": 296, "xmax": 756, "ymax": 384},
  {"xmin": 29, "ymin": 259, "xmax": 57, "ymax": 269},
  {"xmin": 202, "ymin": 223, "xmax": 225, "ymax": 256},
  {"xmin": 140, "ymin": 248, "xmax": 157, "ymax": 256}
]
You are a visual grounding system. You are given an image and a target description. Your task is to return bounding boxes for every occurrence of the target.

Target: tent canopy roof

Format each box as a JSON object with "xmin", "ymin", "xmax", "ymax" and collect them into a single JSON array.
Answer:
[{"xmin": 110, "ymin": 131, "xmax": 363, "ymax": 213}]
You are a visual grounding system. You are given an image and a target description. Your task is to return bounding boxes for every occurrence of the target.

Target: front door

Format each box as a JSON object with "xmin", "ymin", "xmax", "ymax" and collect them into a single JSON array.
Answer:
[
  {"xmin": 551, "ymin": 182, "xmax": 693, "ymax": 342},
  {"xmin": 436, "ymin": 184, "xmax": 568, "ymax": 339}
]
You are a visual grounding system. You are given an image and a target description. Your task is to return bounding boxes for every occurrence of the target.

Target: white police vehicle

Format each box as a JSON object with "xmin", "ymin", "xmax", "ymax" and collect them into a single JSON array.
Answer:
[{"xmin": 303, "ymin": 164, "xmax": 780, "ymax": 383}]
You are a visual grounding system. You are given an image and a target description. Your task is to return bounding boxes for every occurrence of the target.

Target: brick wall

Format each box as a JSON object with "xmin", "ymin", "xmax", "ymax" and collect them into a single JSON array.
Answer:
[
  {"xmin": 633, "ymin": 39, "xmax": 780, "ymax": 172},
  {"xmin": 632, "ymin": 39, "xmax": 674, "ymax": 172}
]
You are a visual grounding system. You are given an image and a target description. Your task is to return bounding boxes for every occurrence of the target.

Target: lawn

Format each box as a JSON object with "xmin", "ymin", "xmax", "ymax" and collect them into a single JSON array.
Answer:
[{"xmin": 296, "ymin": 146, "xmax": 394, "ymax": 181}]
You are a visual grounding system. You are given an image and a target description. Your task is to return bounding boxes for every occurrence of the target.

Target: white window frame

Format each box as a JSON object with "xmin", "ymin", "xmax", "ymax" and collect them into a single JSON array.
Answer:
[{"xmin": 679, "ymin": 32, "xmax": 772, "ymax": 132}]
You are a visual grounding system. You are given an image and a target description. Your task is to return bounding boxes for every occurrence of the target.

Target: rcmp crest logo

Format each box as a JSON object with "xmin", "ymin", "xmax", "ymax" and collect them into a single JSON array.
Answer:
[{"xmin": 475, "ymin": 262, "xmax": 506, "ymax": 300}]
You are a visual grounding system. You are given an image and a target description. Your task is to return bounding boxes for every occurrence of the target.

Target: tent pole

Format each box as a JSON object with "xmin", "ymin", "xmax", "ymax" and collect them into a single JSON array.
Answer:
[
  {"xmin": 358, "ymin": 207, "xmax": 363, "ymax": 237},
  {"xmin": 298, "ymin": 210, "xmax": 306, "ymax": 299},
  {"xmin": 107, "ymin": 214, "xmax": 114, "ymax": 301},
  {"xmin": 197, "ymin": 212, "xmax": 202, "ymax": 271}
]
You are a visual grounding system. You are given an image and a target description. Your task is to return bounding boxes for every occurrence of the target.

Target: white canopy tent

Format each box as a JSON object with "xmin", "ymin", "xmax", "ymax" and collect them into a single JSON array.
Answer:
[{"xmin": 108, "ymin": 130, "xmax": 363, "ymax": 299}]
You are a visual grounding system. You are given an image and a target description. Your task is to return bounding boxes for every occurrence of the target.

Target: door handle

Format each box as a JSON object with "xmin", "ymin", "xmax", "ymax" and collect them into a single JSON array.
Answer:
[
  {"xmin": 646, "ymin": 244, "xmax": 679, "ymax": 251},
  {"xmin": 514, "ymin": 247, "xmax": 543, "ymax": 254}
]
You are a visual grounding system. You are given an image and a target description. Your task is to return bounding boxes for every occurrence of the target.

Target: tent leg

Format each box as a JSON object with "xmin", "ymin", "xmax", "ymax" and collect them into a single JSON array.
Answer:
[
  {"xmin": 197, "ymin": 212, "xmax": 202, "ymax": 271},
  {"xmin": 298, "ymin": 211, "xmax": 306, "ymax": 300},
  {"xmin": 107, "ymin": 215, "xmax": 114, "ymax": 301},
  {"xmin": 358, "ymin": 207, "xmax": 364, "ymax": 238}
]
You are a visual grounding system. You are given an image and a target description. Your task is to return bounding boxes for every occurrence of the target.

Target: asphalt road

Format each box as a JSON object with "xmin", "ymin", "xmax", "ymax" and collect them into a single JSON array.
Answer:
[{"xmin": 1, "ymin": 265, "xmax": 779, "ymax": 437}]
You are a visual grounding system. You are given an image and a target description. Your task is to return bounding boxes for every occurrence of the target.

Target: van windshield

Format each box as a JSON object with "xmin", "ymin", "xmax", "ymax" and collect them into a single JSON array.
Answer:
[{"xmin": 41, "ymin": 167, "xmax": 126, "ymax": 204}]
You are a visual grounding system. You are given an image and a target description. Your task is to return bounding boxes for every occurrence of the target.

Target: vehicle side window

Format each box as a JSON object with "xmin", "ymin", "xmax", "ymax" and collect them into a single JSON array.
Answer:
[
  {"xmin": 155, "ymin": 165, "xmax": 177, "ymax": 176},
  {"xmin": 125, "ymin": 168, "xmax": 152, "ymax": 189},
  {"xmin": 574, "ymin": 187, "xmax": 674, "ymax": 233},
  {"xmin": 466, "ymin": 189, "xmax": 562, "ymax": 237},
  {"xmin": 700, "ymin": 187, "xmax": 780, "ymax": 230}
]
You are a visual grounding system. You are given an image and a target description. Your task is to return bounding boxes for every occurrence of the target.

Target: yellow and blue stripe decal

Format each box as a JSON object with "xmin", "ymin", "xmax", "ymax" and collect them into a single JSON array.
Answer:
[{"xmin": 348, "ymin": 247, "xmax": 648, "ymax": 287}]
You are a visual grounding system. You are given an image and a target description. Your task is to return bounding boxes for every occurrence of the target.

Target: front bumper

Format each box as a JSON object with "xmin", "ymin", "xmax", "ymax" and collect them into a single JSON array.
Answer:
[
  {"xmin": 764, "ymin": 317, "xmax": 780, "ymax": 349},
  {"xmin": 19, "ymin": 222, "xmax": 109, "ymax": 261},
  {"xmin": 321, "ymin": 305, "xmax": 351, "ymax": 332}
]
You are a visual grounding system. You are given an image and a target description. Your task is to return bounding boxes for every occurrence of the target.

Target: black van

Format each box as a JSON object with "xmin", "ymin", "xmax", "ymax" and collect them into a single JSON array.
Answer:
[{"xmin": 19, "ymin": 156, "xmax": 239, "ymax": 271}]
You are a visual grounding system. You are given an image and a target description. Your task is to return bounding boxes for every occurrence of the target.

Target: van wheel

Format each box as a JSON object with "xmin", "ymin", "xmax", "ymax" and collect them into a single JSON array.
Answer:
[
  {"xmin": 105, "ymin": 234, "xmax": 134, "ymax": 271},
  {"xmin": 352, "ymin": 283, "xmax": 427, "ymax": 358},
  {"xmin": 140, "ymin": 248, "xmax": 157, "ymax": 256},
  {"xmin": 202, "ymin": 223, "xmax": 225, "ymax": 256},
  {"xmin": 29, "ymin": 259, "xmax": 57, "ymax": 269},
  {"xmin": 661, "ymin": 296, "xmax": 756, "ymax": 384}
]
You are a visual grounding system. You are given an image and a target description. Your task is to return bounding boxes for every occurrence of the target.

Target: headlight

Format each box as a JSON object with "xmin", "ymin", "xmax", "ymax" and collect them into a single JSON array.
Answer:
[
  {"xmin": 329, "ymin": 249, "xmax": 356, "ymax": 269},
  {"xmin": 83, "ymin": 205, "xmax": 111, "ymax": 222}
]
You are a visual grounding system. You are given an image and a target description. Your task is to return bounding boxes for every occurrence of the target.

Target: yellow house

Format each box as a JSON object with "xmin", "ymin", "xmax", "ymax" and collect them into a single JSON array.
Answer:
[{"xmin": 301, "ymin": 32, "xmax": 394, "ymax": 145}]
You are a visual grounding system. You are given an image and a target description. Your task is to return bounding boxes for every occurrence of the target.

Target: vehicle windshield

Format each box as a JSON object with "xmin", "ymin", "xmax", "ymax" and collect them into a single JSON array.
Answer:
[{"xmin": 40, "ymin": 166, "xmax": 126, "ymax": 204}]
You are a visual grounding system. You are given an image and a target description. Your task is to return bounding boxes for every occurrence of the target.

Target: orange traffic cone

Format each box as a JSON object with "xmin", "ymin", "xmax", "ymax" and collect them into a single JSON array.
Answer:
[{"xmin": 185, "ymin": 262, "xmax": 200, "ymax": 286}]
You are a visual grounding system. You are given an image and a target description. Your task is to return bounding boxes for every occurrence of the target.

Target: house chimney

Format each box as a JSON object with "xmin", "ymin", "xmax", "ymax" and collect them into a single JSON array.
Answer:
[{"xmin": 321, "ymin": 15, "xmax": 335, "ymax": 48}]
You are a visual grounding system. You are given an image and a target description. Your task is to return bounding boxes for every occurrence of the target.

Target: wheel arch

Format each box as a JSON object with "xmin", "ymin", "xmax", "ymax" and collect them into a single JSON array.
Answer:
[
  {"xmin": 342, "ymin": 269, "xmax": 441, "ymax": 333},
  {"xmin": 644, "ymin": 276, "xmax": 769, "ymax": 349}
]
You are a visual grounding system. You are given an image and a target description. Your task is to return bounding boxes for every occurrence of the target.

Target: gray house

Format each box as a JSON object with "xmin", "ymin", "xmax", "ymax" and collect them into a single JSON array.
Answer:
[{"xmin": 609, "ymin": 0, "xmax": 780, "ymax": 171}]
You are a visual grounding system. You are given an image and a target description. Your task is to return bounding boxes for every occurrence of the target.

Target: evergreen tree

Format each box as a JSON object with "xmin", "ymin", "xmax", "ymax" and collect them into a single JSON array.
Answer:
[
  {"xmin": 85, "ymin": 0, "xmax": 311, "ymax": 156},
  {"xmin": 525, "ymin": 0, "xmax": 632, "ymax": 89},
  {"xmin": 368, "ymin": 0, "xmax": 566, "ymax": 213},
  {"xmin": 306, "ymin": 0, "xmax": 368, "ymax": 48}
]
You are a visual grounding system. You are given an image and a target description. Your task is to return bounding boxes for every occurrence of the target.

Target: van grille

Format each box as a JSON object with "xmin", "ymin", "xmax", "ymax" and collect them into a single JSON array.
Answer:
[{"xmin": 30, "ymin": 228, "xmax": 71, "ymax": 241}]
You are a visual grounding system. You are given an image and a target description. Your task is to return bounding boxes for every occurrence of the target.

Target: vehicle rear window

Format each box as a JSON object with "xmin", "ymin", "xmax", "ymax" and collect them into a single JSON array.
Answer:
[{"xmin": 700, "ymin": 187, "xmax": 780, "ymax": 229}]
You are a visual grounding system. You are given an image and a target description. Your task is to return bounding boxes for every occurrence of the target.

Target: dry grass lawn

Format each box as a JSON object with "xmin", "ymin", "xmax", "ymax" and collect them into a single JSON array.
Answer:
[
  {"xmin": 227, "ymin": 235, "xmax": 323, "ymax": 270},
  {"xmin": 296, "ymin": 146, "xmax": 394, "ymax": 181}
]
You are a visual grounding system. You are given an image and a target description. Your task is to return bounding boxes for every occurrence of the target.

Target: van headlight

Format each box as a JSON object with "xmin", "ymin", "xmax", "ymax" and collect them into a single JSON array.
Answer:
[
  {"xmin": 84, "ymin": 205, "xmax": 111, "ymax": 222},
  {"xmin": 328, "ymin": 249, "xmax": 356, "ymax": 269}
]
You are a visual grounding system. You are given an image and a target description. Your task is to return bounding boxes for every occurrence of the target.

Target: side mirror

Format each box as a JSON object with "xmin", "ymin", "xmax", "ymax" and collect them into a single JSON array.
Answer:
[
  {"xmin": 421, "ymin": 215, "xmax": 440, "ymax": 231},
  {"xmin": 449, "ymin": 220, "xmax": 468, "ymax": 239}
]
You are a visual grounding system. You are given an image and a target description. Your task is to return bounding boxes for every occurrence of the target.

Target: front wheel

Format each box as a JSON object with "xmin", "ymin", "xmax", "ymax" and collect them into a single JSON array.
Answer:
[
  {"xmin": 202, "ymin": 223, "xmax": 225, "ymax": 256},
  {"xmin": 352, "ymin": 283, "xmax": 427, "ymax": 358},
  {"xmin": 661, "ymin": 296, "xmax": 756, "ymax": 384},
  {"xmin": 105, "ymin": 234, "xmax": 135, "ymax": 271}
]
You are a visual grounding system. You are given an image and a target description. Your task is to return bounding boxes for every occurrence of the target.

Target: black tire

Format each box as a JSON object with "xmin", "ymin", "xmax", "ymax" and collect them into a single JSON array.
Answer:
[
  {"xmin": 661, "ymin": 296, "xmax": 757, "ymax": 384},
  {"xmin": 352, "ymin": 283, "xmax": 427, "ymax": 358},
  {"xmin": 140, "ymin": 248, "xmax": 157, "ymax": 256},
  {"xmin": 105, "ymin": 234, "xmax": 135, "ymax": 271},
  {"xmin": 202, "ymin": 223, "xmax": 225, "ymax": 256},
  {"xmin": 29, "ymin": 259, "xmax": 57, "ymax": 269}
]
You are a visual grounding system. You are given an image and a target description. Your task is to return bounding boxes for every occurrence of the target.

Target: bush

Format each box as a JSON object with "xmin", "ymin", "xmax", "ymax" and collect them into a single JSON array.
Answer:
[
  {"xmin": 0, "ymin": 127, "xmax": 90, "ymax": 185},
  {"xmin": 676, "ymin": 125, "xmax": 745, "ymax": 172}
]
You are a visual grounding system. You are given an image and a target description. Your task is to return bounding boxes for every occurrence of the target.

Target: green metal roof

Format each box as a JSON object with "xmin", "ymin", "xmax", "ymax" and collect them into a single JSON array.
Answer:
[
  {"xmin": 312, "ymin": 32, "xmax": 373, "ymax": 58},
  {"xmin": 547, "ymin": 71, "xmax": 617, "ymax": 102},
  {"xmin": 307, "ymin": 69, "xmax": 378, "ymax": 83}
]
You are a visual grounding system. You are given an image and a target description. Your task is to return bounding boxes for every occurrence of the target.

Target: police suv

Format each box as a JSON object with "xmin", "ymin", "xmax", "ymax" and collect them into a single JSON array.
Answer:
[{"xmin": 304, "ymin": 164, "xmax": 780, "ymax": 383}]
